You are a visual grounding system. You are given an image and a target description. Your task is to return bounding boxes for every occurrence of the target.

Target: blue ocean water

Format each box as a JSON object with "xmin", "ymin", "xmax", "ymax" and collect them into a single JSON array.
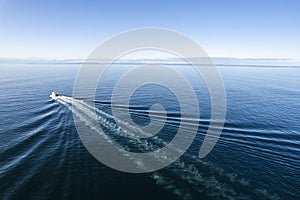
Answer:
[{"xmin": 0, "ymin": 64, "xmax": 299, "ymax": 200}]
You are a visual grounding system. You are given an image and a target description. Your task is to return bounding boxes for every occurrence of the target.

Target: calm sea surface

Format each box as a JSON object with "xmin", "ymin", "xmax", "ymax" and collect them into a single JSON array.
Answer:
[{"xmin": 0, "ymin": 64, "xmax": 299, "ymax": 200}]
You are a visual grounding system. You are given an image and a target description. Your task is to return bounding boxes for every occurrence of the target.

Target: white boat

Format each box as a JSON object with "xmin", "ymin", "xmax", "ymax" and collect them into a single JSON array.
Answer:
[{"xmin": 50, "ymin": 91, "xmax": 59, "ymax": 100}]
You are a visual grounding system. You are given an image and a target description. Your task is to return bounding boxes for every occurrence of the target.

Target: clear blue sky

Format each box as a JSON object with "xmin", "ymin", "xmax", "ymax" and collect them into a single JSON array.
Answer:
[{"xmin": 0, "ymin": 0, "xmax": 299, "ymax": 59}]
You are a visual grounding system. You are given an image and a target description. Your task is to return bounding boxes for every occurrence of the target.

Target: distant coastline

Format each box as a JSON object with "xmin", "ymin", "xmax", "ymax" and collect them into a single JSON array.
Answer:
[{"xmin": 1, "ymin": 57, "xmax": 300, "ymax": 67}]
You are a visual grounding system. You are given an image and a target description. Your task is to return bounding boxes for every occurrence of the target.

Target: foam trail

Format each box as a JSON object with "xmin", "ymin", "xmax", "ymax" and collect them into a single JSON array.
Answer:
[
  {"xmin": 59, "ymin": 97, "xmax": 164, "ymax": 169},
  {"xmin": 55, "ymin": 96, "xmax": 279, "ymax": 200},
  {"xmin": 61, "ymin": 96, "xmax": 155, "ymax": 138}
]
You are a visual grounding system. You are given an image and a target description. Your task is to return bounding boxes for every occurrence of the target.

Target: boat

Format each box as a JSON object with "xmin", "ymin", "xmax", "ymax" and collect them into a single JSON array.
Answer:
[{"xmin": 50, "ymin": 91, "xmax": 59, "ymax": 100}]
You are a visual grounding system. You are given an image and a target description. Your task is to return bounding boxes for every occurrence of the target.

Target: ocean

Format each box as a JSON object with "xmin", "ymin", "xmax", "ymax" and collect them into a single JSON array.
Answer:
[{"xmin": 0, "ymin": 63, "xmax": 299, "ymax": 200}]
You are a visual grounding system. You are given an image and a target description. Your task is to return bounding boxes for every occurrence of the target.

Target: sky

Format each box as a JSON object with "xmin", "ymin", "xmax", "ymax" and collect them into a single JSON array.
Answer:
[{"xmin": 0, "ymin": 0, "xmax": 300, "ymax": 60}]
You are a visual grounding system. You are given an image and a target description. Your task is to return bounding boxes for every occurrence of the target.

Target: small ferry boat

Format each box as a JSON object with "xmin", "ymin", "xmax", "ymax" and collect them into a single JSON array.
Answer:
[{"xmin": 50, "ymin": 91, "xmax": 59, "ymax": 100}]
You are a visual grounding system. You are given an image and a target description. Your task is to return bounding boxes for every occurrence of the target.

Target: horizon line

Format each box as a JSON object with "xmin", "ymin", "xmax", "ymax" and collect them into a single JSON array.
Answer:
[
  {"xmin": 0, "ymin": 56, "xmax": 298, "ymax": 62},
  {"xmin": 0, "ymin": 56, "xmax": 299, "ymax": 67}
]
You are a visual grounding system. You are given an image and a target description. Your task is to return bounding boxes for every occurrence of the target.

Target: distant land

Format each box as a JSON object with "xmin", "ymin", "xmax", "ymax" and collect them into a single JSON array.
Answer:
[{"xmin": 1, "ymin": 57, "xmax": 300, "ymax": 67}]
